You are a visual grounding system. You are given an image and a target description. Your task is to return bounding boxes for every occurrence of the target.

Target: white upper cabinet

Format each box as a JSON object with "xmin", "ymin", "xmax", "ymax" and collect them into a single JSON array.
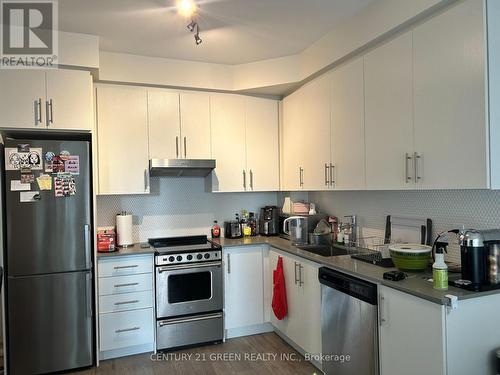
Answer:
[
  {"xmin": 179, "ymin": 92, "xmax": 211, "ymax": 159},
  {"xmin": 364, "ymin": 32, "xmax": 414, "ymax": 190},
  {"xmin": 210, "ymin": 94, "xmax": 247, "ymax": 192},
  {"xmin": 0, "ymin": 70, "xmax": 46, "ymax": 128},
  {"xmin": 45, "ymin": 70, "xmax": 93, "ymax": 130},
  {"xmin": 148, "ymin": 90, "xmax": 181, "ymax": 160},
  {"xmin": 0, "ymin": 69, "xmax": 92, "ymax": 131},
  {"xmin": 96, "ymin": 85, "xmax": 150, "ymax": 195},
  {"xmin": 282, "ymin": 89, "xmax": 305, "ymax": 191},
  {"xmin": 330, "ymin": 57, "xmax": 366, "ymax": 190},
  {"xmin": 245, "ymin": 97, "xmax": 279, "ymax": 191},
  {"xmin": 301, "ymin": 74, "xmax": 332, "ymax": 191},
  {"xmin": 413, "ymin": 0, "xmax": 487, "ymax": 189}
]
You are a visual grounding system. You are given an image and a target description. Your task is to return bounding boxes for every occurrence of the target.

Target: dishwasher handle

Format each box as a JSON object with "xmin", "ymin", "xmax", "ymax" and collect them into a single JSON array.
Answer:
[{"xmin": 319, "ymin": 267, "xmax": 378, "ymax": 305}]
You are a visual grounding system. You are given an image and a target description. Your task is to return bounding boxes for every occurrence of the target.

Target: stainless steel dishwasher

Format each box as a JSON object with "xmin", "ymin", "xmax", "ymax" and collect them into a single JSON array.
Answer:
[{"xmin": 319, "ymin": 267, "xmax": 379, "ymax": 375}]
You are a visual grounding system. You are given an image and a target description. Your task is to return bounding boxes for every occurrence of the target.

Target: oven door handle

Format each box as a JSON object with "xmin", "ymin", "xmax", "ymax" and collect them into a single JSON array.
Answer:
[
  {"xmin": 158, "ymin": 312, "xmax": 223, "ymax": 327},
  {"xmin": 157, "ymin": 261, "xmax": 222, "ymax": 273}
]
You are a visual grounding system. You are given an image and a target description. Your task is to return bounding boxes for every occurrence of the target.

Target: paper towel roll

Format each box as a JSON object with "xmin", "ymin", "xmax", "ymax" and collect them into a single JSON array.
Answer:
[{"xmin": 116, "ymin": 212, "xmax": 133, "ymax": 247}]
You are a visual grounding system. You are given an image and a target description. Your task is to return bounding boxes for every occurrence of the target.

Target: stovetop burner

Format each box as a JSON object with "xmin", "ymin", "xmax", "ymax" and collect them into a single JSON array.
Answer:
[{"xmin": 149, "ymin": 235, "xmax": 221, "ymax": 255}]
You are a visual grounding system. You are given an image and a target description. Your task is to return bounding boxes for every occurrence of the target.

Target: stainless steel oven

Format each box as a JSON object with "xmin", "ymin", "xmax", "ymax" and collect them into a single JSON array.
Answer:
[
  {"xmin": 156, "ymin": 260, "xmax": 223, "ymax": 318},
  {"xmin": 150, "ymin": 235, "xmax": 224, "ymax": 351}
]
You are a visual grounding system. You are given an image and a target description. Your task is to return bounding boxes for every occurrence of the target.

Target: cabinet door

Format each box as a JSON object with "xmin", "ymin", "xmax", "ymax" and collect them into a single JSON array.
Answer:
[
  {"xmin": 378, "ymin": 285, "xmax": 446, "ymax": 375},
  {"xmin": 364, "ymin": 32, "xmax": 414, "ymax": 190},
  {"xmin": 96, "ymin": 86, "xmax": 150, "ymax": 195},
  {"xmin": 301, "ymin": 75, "xmax": 331, "ymax": 191},
  {"xmin": 0, "ymin": 70, "xmax": 46, "ymax": 128},
  {"xmin": 45, "ymin": 70, "xmax": 93, "ymax": 130},
  {"xmin": 282, "ymin": 90, "xmax": 305, "ymax": 190},
  {"xmin": 245, "ymin": 97, "xmax": 279, "ymax": 191},
  {"xmin": 180, "ymin": 92, "xmax": 211, "ymax": 159},
  {"xmin": 148, "ymin": 90, "xmax": 181, "ymax": 160},
  {"xmin": 297, "ymin": 260, "xmax": 321, "ymax": 356},
  {"xmin": 413, "ymin": 0, "xmax": 487, "ymax": 189},
  {"xmin": 224, "ymin": 246, "xmax": 264, "ymax": 332},
  {"xmin": 210, "ymin": 94, "xmax": 246, "ymax": 192},
  {"xmin": 269, "ymin": 251, "xmax": 300, "ymax": 341},
  {"xmin": 331, "ymin": 58, "xmax": 366, "ymax": 190}
]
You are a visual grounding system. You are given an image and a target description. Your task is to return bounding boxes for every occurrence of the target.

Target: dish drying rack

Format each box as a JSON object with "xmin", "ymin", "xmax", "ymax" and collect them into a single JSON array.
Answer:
[{"xmin": 350, "ymin": 236, "xmax": 395, "ymax": 267}]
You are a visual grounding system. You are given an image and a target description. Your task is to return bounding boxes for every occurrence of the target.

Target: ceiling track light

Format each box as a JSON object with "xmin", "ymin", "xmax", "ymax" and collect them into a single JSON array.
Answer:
[
  {"xmin": 194, "ymin": 24, "xmax": 202, "ymax": 45},
  {"xmin": 186, "ymin": 19, "xmax": 196, "ymax": 32}
]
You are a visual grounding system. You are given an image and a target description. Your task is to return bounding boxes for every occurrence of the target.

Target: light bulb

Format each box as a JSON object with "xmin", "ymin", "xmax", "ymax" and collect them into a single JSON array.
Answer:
[{"xmin": 177, "ymin": 0, "xmax": 197, "ymax": 18}]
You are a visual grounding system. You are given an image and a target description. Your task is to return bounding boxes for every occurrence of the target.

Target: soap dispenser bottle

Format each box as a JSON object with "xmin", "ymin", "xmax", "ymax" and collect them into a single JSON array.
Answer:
[{"xmin": 433, "ymin": 244, "xmax": 448, "ymax": 290}]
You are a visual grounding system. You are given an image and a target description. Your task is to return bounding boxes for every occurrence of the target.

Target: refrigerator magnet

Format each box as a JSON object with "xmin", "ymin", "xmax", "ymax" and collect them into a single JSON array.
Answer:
[
  {"xmin": 20, "ymin": 173, "xmax": 34, "ymax": 184},
  {"xmin": 20, "ymin": 191, "xmax": 40, "ymax": 203},
  {"xmin": 36, "ymin": 174, "xmax": 52, "ymax": 191},
  {"xmin": 52, "ymin": 156, "xmax": 65, "ymax": 173},
  {"xmin": 10, "ymin": 180, "xmax": 30, "ymax": 191},
  {"xmin": 5, "ymin": 148, "xmax": 43, "ymax": 170},
  {"xmin": 59, "ymin": 150, "xmax": 71, "ymax": 161},
  {"xmin": 17, "ymin": 144, "xmax": 30, "ymax": 152},
  {"xmin": 64, "ymin": 156, "xmax": 79, "ymax": 175}
]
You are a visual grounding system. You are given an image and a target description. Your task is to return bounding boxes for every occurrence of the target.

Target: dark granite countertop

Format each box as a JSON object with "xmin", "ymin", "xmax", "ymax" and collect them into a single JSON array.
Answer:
[
  {"xmin": 96, "ymin": 242, "xmax": 155, "ymax": 258},
  {"xmin": 213, "ymin": 236, "xmax": 495, "ymax": 306}
]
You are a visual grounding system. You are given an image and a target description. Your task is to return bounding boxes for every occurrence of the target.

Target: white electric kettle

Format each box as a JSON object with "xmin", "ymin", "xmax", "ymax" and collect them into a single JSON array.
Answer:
[{"xmin": 283, "ymin": 216, "xmax": 308, "ymax": 245}]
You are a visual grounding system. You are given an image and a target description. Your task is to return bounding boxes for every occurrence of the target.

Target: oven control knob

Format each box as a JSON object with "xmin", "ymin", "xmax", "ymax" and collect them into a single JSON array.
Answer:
[
  {"xmin": 187, "ymin": 254, "xmax": 193, "ymax": 261},
  {"xmin": 176, "ymin": 255, "xmax": 183, "ymax": 262},
  {"xmin": 168, "ymin": 256, "xmax": 175, "ymax": 262},
  {"xmin": 204, "ymin": 253, "xmax": 210, "ymax": 259},
  {"xmin": 197, "ymin": 254, "xmax": 203, "ymax": 260}
]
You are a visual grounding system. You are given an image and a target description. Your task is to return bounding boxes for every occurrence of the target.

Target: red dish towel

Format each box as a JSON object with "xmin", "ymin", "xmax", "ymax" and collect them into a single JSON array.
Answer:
[{"xmin": 272, "ymin": 256, "xmax": 288, "ymax": 320}]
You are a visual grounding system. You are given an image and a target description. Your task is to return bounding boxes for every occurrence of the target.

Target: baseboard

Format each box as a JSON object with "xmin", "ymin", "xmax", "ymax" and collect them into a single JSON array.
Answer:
[
  {"xmin": 273, "ymin": 327, "xmax": 323, "ymax": 371},
  {"xmin": 99, "ymin": 343, "xmax": 154, "ymax": 361},
  {"xmin": 225, "ymin": 322, "xmax": 273, "ymax": 339}
]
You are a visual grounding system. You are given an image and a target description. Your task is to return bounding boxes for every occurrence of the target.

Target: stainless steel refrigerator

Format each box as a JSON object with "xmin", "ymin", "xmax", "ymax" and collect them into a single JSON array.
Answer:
[{"xmin": 1, "ymin": 136, "xmax": 94, "ymax": 374}]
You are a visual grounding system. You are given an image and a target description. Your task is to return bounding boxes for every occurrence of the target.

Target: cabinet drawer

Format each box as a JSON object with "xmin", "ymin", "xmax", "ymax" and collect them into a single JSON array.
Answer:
[
  {"xmin": 99, "ymin": 308, "xmax": 154, "ymax": 352},
  {"xmin": 98, "ymin": 256, "xmax": 152, "ymax": 277},
  {"xmin": 99, "ymin": 291, "xmax": 153, "ymax": 313},
  {"xmin": 99, "ymin": 273, "xmax": 152, "ymax": 296}
]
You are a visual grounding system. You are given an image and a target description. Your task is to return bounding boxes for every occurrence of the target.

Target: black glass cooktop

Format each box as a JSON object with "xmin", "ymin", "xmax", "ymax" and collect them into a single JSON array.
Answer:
[{"xmin": 149, "ymin": 235, "xmax": 221, "ymax": 254}]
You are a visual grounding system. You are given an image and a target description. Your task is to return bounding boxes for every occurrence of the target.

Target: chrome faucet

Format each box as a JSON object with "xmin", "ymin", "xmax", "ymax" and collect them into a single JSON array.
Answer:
[{"xmin": 344, "ymin": 215, "xmax": 357, "ymax": 246}]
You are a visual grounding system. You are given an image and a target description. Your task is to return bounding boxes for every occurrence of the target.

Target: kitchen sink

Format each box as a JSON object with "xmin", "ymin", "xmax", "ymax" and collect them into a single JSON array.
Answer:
[{"xmin": 296, "ymin": 244, "xmax": 360, "ymax": 257}]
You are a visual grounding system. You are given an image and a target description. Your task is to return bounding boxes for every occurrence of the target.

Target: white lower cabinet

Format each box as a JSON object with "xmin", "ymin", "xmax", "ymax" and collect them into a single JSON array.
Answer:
[
  {"xmin": 269, "ymin": 249, "xmax": 321, "ymax": 358},
  {"xmin": 98, "ymin": 254, "xmax": 155, "ymax": 360},
  {"xmin": 223, "ymin": 246, "xmax": 268, "ymax": 337}
]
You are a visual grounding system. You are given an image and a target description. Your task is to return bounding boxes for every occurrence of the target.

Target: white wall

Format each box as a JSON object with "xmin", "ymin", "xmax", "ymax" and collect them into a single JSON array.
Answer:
[{"xmin": 96, "ymin": 178, "xmax": 278, "ymax": 242}]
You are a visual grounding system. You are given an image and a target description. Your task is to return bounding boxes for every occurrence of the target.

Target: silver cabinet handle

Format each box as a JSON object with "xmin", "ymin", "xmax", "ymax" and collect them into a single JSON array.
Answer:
[
  {"xmin": 294, "ymin": 261, "xmax": 299, "ymax": 285},
  {"xmin": 324, "ymin": 163, "xmax": 329, "ymax": 186},
  {"xmin": 144, "ymin": 168, "xmax": 150, "ymax": 192},
  {"xmin": 114, "ymin": 282, "xmax": 139, "ymax": 288},
  {"xmin": 298, "ymin": 263, "xmax": 304, "ymax": 286},
  {"xmin": 379, "ymin": 295, "xmax": 386, "ymax": 325},
  {"xmin": 299, "ymin": 167, "xmax": 304, "ymax": 187},
  {"xmin": 45, "ymin": 99, "xmax": 53, "ymax": 125},
  {"xmin": 159, "ymin": 312, "xmax": 222, "ymax": 327},
  {"xmin": 115, "ymin": 327, "xmax": 140, "ymax": 333},
  {"xmin": 184, "ymin": 137, "xmax": 187, "ymax": 158},
  {"xmin": 49, "ymin": 98, "xmax": 53, "ymax": 124},
  {"xmin": 114, "ymin": 300, "xmax": 139, "ymax": 306},
  {"xmin": 330, "ymin": 164, "xmax": 335, "ymax": 185},
  {"xmin": 405, "ymin": 153, "xmax": 413, "ymax": 183},
  {"xmin": 114, "ymin": 265, "xmax": 138, "ymax": 270},
  {"xmin": 250, "ymin": 170, "xmax": 253, "ymax": 190},
  {"xmin": 227, "ymin": 254, "xmax": 231, "ymax": 274},
  {"xmin": 243, "ymin": 170, "xmax": 246, "ymax": 190},
  {"xmin": 176, "ymin": 136, "xmax": 179, "ymax": 158},
  {"xmin": 34, "ymin": 98, "xmax": 42, "ymax": 125},
  {"xmin": 84, "ymin": 224, "xmax": 91, "ymax": 269},
  {"xmin": 414, "ymin": 152, "xmax": 422, "ymax": 182}
]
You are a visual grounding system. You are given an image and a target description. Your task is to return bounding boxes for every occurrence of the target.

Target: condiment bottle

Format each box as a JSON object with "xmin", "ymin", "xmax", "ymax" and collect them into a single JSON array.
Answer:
[
  {"xmin": 433, "ymin": 246, "xmax": 448, "ymax": 290},
  {"xmin": 211, "ymin": 220, "xmax": 220, "ymax": 238}
]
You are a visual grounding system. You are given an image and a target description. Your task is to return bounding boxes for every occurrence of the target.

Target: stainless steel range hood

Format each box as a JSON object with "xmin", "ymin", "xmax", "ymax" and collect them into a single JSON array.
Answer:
[{"xmin": 149, "ymin": 159, "xmax": 216, "ymax": 177}]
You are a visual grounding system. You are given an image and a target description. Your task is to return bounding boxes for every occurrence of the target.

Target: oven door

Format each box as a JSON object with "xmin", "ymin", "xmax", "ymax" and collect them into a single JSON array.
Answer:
[{"xmin": 156, "ymin": 261, "xmax": 223, "ymax": 318}]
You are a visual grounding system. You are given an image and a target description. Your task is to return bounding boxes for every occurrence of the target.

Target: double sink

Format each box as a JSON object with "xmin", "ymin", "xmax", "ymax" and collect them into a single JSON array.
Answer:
[{"xmin": 296, "ymin": 243, "xmax": 361, "ymax": 257}]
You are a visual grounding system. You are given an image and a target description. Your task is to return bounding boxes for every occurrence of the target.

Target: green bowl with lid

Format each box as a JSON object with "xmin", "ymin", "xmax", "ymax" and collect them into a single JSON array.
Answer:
[{"xmin": 389, "ymin": 244, "xmax": 432, "ymax": 271}]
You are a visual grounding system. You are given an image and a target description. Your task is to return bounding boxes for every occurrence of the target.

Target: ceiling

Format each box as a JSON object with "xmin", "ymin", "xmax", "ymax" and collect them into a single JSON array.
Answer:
[{"xmin": 59, "ymin": 0, "xmax": 374, "ymax": 65}]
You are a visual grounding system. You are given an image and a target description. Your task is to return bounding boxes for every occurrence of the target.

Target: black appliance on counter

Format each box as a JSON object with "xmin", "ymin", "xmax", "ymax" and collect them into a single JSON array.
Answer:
[
  {"xmin": 224, "ymin": 220, "xmax": 242, "ymax": 238},
  {"xmin": 259, "ymin": 206, "xmax": 280, "ymax": 236},
  {"xmin": 150, "ymin": 235, "xmax": 223, "ymax": 351}
]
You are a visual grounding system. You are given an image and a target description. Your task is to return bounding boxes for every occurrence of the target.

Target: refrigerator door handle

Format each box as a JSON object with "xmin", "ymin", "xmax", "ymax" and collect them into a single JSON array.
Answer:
[
  {"xmin": 84, "ymin": 224, "xmax": 91, "ymax": 269},
  {"xmin": 85, "ymin": 273, "xmax": 93, "ymax": 317}
]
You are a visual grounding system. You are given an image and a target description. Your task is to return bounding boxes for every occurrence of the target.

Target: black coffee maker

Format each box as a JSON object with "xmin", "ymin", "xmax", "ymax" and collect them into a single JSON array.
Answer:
[
  {"xmin": 455, "ymin": 229, "xmax": 500, "ymax": 291},
  {"xmin": 258, "ymin": 206, "xmax": 280, "ymax": 236}
]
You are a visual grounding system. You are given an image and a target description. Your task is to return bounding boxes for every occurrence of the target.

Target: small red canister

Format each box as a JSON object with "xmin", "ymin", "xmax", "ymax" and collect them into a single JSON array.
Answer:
[{"xmin": 97, "ymin": 226, "xmax": 117, "ymax": 252}]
